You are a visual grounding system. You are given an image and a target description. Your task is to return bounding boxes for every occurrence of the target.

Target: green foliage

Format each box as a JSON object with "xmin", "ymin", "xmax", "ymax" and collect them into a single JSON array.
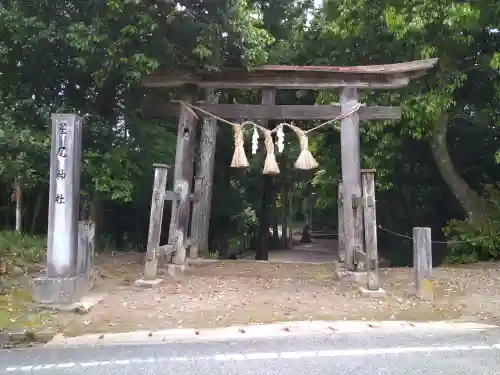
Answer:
[
  {"xmin": 443, "ymin": 186, "xmax": 500, "ymax": 263},
  {"xmin": 1, "ymin": 0, "xmax": 500, "ymax": 268}
]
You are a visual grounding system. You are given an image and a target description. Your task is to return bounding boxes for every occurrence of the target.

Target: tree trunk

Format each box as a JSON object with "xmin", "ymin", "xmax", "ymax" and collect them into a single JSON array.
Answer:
[
  {"xmin": 282, "ymin": 188, "xmax": 289, "ymax": 249},
  {"xmin": 280, "ymin": 154, "xmax": 290, "ymax": 248},
  {"xmin": 430, "ymin": 114, "xmax": 487, "ymax": 224},
  {"xmin": 4, "ymin": 185, "xmax": 10, "ymax": 228},
  {"xmin": 218, "ymin": 225, "xmax": 230, "ymax": 259},
  {"xmin": 271, "ymin": 195, "xmax": 280, "ymax": 246},
  {"xmin": 14, "ymin": 181, "xmax": 22, "ymax": 233},
  {"xmin": 30, "ymin": 188, "xmax": 44, "ymax": 234},
  {"xmin": 257, "ymin": 175, "xmax": 273, "ymax": 260},
  {"xmin": 90, "ymin": 195, "xmax": 104, "ymax": 240}
]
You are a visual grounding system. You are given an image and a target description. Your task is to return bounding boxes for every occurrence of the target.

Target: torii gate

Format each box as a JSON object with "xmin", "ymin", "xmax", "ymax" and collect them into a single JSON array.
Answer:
[{"xmin": 136, "ymin": 58, "xmax": 438, "ymax": 286}]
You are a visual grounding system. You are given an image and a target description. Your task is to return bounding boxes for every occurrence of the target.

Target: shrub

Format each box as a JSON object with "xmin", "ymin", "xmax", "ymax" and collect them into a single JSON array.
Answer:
[{"xmin": 443, "ymin": 186, "xmax": 500, "ymax": 264}]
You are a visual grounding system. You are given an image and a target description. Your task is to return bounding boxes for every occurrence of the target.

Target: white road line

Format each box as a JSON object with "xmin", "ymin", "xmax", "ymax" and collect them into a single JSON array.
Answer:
[
  {"xmin": 55, "ymin": 362, "xmax": 75, "ymax": 368},
  {"xmin": 113, "ymin": 360, "xmax": 130, "ymax": 365},
  {"xmin": 4, "ymin": 344, "xmax": 500, "ymax": 372},
  {"xmin": 169, "ymin": 357, "xmax": 190, "ymax": 362},
  {"xmin": 471, "ymin": 345, "xmax": 492, "ymax": 350},
  {"xmin": 281, "ymin": 351, "xmax": 317, "ymax": 358},
  {"xmin": 80, "ymin": 362, "xmax": 101, "ymax": 367},
  {"xmin": 245, "ymin": 352, "xmax": 279, "ymax": 360}
]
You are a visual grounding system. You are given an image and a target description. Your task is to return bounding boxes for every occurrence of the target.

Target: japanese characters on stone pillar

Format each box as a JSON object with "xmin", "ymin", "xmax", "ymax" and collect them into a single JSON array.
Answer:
[
  {"xmin": 47, "ymin": 114, "xmax": 82, "ymax": 278},
  {"xmin": 32, "ymin": 114, "xmax": 85, "ymax": 305}
]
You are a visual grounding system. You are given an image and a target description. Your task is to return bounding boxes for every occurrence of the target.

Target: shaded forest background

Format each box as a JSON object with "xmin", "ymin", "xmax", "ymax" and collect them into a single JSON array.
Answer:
[{"xmin": 1, "ymin": 0, "xmax": 500, "ymax": 267}]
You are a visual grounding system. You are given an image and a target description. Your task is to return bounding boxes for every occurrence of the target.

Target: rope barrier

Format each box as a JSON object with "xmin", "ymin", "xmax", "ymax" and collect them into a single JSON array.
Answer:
[{"xmin": 377, "ymin": 225, "xmax": 491, "ymax": 245}]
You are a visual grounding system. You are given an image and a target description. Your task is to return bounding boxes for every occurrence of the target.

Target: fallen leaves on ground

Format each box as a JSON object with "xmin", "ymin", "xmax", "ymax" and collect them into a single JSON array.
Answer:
[{"xmin": 3, "ymin": 251, "xmax": 500, "ymax": 336}]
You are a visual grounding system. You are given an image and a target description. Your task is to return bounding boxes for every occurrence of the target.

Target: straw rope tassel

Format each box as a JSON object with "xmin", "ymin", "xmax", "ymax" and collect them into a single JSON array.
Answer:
[
  {"xmin": 230, "ymin": 124, "xmax": 249, "ymax": 168},
  {"xmin": 262, "ymin": 129, "xmax": 280, "ymax": 174},
  {"xmin": 291, "ymin": 126, "xmax": 319, "ymax": 170}
]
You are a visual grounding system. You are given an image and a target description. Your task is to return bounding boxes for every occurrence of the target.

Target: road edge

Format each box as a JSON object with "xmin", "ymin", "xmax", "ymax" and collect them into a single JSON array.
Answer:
[{"xmin": 45, "ymin": 320, "xmax": 498, "ymax": 347}]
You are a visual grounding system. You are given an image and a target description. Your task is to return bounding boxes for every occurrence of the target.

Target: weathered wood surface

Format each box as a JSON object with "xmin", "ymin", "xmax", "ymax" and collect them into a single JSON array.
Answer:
[
  {"xmin": 413, "ymin": 227, "xmax": 433, "ymax": 301},
  {"xmin": 168, "ymin": 88, "xmax": 198, "ymax": 268},
  {"xmin": 159, "ymin": 237, "xmax": 196, "ymax": 255},
  {"xmin": 143, "ymin": 164, "xmax": 169, "ymax": 280},
  {"xmin": 337, "ymin": 182, "xmax": 345, "ymax": 263},
  {"xmin": 353, "ymin": 201, "xmax": 365, "ymax": 271},
  {"xmin": 142, "ymin": 59, "xmax": 438, "ymax": 89},
  {"xmin": 361, "ymin": 169, "xmax": 379, "ymax": 290},
  {"xmin": 77, "ymin": 220, "xmax": 95, "ymax": 280},
  {"xmin": 164, "ymin": 191, "xmax": 199, "ymax": 202},
  {"xmin": 256, "ymin": 88, "xmax": 276, "ymax": 261},
  {"xmin": 143, "ymin": 103, "xmax": 401, "ymax": 121},
  {"xmin": 339, "ymin": 87, "xmax": 364, "ymax": 271},
  {"xmin": 189, "ymin": 177, "xmax": 202, "ymax": 257},
  {"xmin": 191, "ymin": 89, "xmax": 219, "ymax": 258},
  {"xmin": 167, "ymin": 89, "xmax": 197, "ymax": 245}
]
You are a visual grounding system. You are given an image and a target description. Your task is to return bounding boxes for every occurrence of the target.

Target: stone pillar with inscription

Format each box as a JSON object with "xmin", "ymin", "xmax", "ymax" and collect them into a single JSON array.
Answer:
[{"xmin": 32, "ymin": 114, "xmax": 88, "ymax": 306}]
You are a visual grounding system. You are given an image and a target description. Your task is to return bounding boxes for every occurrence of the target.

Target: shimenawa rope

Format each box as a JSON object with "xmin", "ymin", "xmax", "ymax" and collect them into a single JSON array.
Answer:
[{"xmin": 178, "ymin": 100, "xmax": 360, "ymax": 174}]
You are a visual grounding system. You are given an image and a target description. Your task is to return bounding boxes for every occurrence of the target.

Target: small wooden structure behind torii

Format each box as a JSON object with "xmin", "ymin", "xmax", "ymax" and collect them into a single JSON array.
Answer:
[{"xmin": 138, "ymin": 58, "xmax": 438, "ymax": 281}]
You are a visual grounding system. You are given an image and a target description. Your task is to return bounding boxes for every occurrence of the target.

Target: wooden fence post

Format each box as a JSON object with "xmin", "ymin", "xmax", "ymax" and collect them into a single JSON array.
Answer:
[
  {"xmin": 413, "ymin": 227, "xmax": 433, "ymax": 300},
  {"xmin": 143, "ymin": 164, "xmax": 169, "ymax": 280},
  {"xmin": 77, "ymin": 220, "xmax": 95, "ymax": 281},
  {"xmin": 337, "ymin": 181, "xmax": 345, "ymax": 263},
  {"xmin": 361, "ymin": 169, "xmax": 379, "ymax": 290}
]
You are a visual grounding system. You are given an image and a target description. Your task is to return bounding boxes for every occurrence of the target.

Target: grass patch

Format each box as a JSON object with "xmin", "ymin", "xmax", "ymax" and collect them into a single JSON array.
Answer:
[
  {"xmin": 0, "ymin": 286, "xmax": 57, "ymax": 332},
  {"xmin": 0, "ymin": 231, "xmax": 52, "ymax": 332},
  {"xmin": 0, "ymin": 231, "xmax": 46, "ymax": 273}
]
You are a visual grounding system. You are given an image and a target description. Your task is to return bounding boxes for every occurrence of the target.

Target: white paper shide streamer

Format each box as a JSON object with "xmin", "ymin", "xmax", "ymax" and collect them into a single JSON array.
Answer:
[
  {"xmin": 276, "ymin": 125, "xmax": 285, "ymax": 153},
  {"xmin": 251, "ymin": 126, "xmax": 259, "ymax": 155}
]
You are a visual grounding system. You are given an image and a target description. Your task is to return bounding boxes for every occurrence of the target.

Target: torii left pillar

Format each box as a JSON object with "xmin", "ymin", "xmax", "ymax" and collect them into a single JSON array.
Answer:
[
  {"xmin": 167, "ymin": 86, "xmax": 198, "ymax": 276},
  {"xmin": 340, "ymin": 87, "xmax": 364, "ymax": 271}
]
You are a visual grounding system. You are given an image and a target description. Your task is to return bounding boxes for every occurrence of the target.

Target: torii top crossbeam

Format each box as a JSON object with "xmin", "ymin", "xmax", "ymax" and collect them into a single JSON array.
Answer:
[{"xmin": 142, "ymin": 58, "xmax": 438, "ymax": 89}]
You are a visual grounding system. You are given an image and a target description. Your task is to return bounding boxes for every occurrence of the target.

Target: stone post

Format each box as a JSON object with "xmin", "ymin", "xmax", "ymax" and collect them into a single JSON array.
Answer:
[
  {"xmin": 32, "ymin": 114, "xmax": 86, "ymax": 305},
  {"xmin": 413, "ymin": 227, "xmax": 433, "ymax": 300}
]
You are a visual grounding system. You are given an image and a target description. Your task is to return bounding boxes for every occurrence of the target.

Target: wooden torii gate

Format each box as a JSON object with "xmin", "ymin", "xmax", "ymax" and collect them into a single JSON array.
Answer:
[{"xmin": 137, "ymin": 58, "xmax": 438, "ymax": 284}]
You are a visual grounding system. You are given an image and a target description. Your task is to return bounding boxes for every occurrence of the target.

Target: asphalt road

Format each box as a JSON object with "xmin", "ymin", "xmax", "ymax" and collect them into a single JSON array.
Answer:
[{"xmin": 2, "ymin": 328, "xmax": 500, "ymax": 375}]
